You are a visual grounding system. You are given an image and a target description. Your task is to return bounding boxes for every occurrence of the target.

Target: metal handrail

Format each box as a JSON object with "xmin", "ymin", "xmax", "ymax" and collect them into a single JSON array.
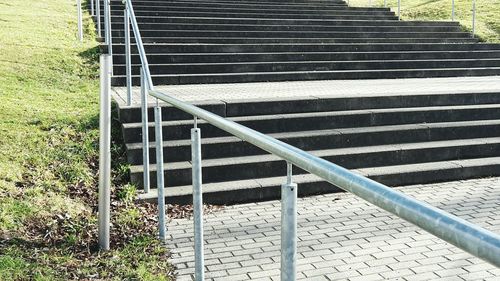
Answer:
[
  {"xmin": 98, "ymin": 0, "xmax": 500, "ymax": 280},
  {"xmin": 149, "ymin": 89, "xmax": 500, "ymax": 267}
]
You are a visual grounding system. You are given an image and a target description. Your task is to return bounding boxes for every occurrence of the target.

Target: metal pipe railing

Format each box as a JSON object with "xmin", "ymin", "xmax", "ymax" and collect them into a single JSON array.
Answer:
[
  {"xmin": 96, "ymin": 0, "xmax": 101, "ymax": 37},
  {"xmin": 96, "ymin": 0, "xmax": 500, "ymax": 279},
  {"xmin": 472, "ymin": 0, "xmax": 477, "ymax": 37},
  {"xmin": 124, "ymin": 0, "xmax": 154, "ymax": 90},
  {"xmin": 98, "ymin": 54, "xmax": 112, "ymax": 251},
  {"xmin": 191, "ymin": 121, "xmax": 205, "ymax": 281},
  {"xmin": 149, "ymin": 89, "xmax": 500, "ymax": 268},
  {"xmin": 77, "ymin": 0, "xmax": 83, "ymax": 42},
  {"xmin": 452, "ymin": 0, "xmax": 455, "ymax": 21},
  {"xmin": 124, "ymin": 4, "xmax": 132, "ymax": 105}
]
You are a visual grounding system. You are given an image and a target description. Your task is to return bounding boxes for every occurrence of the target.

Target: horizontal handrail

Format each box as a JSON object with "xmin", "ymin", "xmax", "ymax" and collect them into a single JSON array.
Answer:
[{"xmin": 150, "ymin": 89, "xmax": 500, "ymax": 267}]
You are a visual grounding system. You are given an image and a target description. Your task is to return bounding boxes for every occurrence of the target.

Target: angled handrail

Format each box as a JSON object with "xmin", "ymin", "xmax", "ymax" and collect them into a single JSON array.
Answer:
[
  {"xmin": 150, "ymin": 89, "xmax": 500, "ymax": 267},
  {"xmin": 101, "ymin": 0, "xmax": 500, "ymax": 280}
]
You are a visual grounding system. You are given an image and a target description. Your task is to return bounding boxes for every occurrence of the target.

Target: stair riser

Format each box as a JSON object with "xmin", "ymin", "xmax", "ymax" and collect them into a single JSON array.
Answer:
[
  {"xmin": 156, "ymin": 164, "xmax": 500, "ymax": 205},
  {"xmin": 109, "ymin": 7, "xmax": 392, "ymax": 15},
  {"xmin": 111, "ymin": 30, "xmax": 469, "ymax": 39},
  {"xmin": 102, "ymin": 0, "xmax": 350, "ymax": 6},
  {"xmin": 109, "ymin": 23, "xmax": 460, "ymax": 33},
  {"xmin": 118, "ymin": 92, "xmax": 500, "ymax": 123},
  {"xmin": 113, "ymin": 59, "xmax": 500, "ymax": 75},
  {"xmin": 131, "ymin": 142, "xmax": 500, "ymax": 187},
  {"xmin": 123, "ymin": 106, "xmax": 500, "ymax": 144},
  {"xmin": 111, "ymin": 68, "xmax": 500, "ymax": 86},
  {"xmin": 109, "ymin": 3, "xmax": 351, "ymax": 10},
  {"xmin": 109, "ymin": 10, "xmax": 395, "ymax": 20},
  {"xmin": 113, "ymin": 52, "xmax": 500, "ymax": 64},
  {"xmin": 114, "ymin": 38, "xmax": 475, "ymax": 44},
  {"xmin": 107, "ymin": 16, "xmax": 456, "ymax": 26},
  {"xmin": 111, "ymin": 43, "xmax": 498, "ymax": 54},
  {"xmin": 129, "ymin": 123, "xmax": 500, "ymax": 164}
]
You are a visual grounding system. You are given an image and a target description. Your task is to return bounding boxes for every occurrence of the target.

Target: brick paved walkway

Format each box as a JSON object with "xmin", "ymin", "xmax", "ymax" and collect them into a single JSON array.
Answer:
[
  {"xmin": 113, "ymin": 76, "xmax": 500, "ymax": 105},
  {"xmin": 167, "ymin": 177, "xmax": 500, "ymax": 281}
]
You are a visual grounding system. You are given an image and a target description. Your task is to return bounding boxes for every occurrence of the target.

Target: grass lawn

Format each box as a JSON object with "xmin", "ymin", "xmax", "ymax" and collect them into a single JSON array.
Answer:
[
  {"xmin": 349, "ymin": 0, "xmax": 500, "ymax": 42},
  {"xmin": 0, "ymin": 0, "xmax": 172, "ymax": 280}
]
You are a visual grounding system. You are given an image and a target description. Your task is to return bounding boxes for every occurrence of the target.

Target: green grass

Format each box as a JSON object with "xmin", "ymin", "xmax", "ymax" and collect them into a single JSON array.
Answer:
[
  {"xmin": 0, "ymin": 0, "xmax": 172, "ymax": 279},
  {"xmin": 348, "ymin": 0, "xmax": 500, "ymax": 42}
]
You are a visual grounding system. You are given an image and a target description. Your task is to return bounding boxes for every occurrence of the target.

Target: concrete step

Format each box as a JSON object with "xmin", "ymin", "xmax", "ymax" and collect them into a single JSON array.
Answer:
[
  {"xmin": 126, "ymin": 119, "xmax": 500, "ymax": 164},
  {"xmin": 109, "ymin": 22, "xmax": 460, "ymax": 33},
  {"xmin": 113, "ymin": 50, "xmax": 500, "ymax": 64},
  {"xmin": 113, "ymin": 37, "xmax": 476, "ymax": 44},
  {"xmin": 108, "ymin": 3, "xmax": 364, "ymax": 11},
  {"xmin": 112, "ymin": 58, "xmax": 500, "ymax": 75},
  {"xmin": 103, "ymin": 0, "xmax": 350, "ymax": 6},
  {"xmin": 131, "ymin": 138, "xmax": 500, "ymax": 188},
  {"xmin": 122, "ymin": 104, "xmax": 500, "ymax": 144},
  {"xmin": 117, "ymin": 92, "xmax": 500, "ymax": 123},
  {"xmin": 110, "ymin": 6, "xmax": 387, "ymax": 15},
  {"xmin": 111, "ymin": 43, "xmax": 499, "ymax": 54},
  {"xmin": 111, "ymin": 29, "xmax": 470, "ymax": 39},
  {"xmin": 111, "ymin": 67, "xmax": 500, "ymax": 85},
  {"xmin": 137, "ymin": 156, "xmax": 500, "ymax": 204},
  {"xmin": 107, "ymin": 16, "xmax": 455, "ymax": 26},
  {"xmin": 108, "ymin": 10, "xmax": 396, "ymax": 20}
]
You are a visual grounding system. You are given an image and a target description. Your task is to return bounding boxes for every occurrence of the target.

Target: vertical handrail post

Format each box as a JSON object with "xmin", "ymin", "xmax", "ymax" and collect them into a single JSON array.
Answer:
[
  {"xmin": 106, "ymin": 0, "xmax": 113, "ymax": 73},
  {"xmin": 472, "ymin": 0, "xmax": 476, "ymax": 38},
  {"xmin": 96, "ymin": 0, "xmax": 101, "ymax": 37},
  {"xmin": 124, "ymin": 4, "xmax": 132, "ymax": 105},
  {"xmin": 369, "ymin": 0, "xmax": 372, "ymax": 7},
  {"xmin": 191, "ymin": 118, "xmax": 205, "ymax": 281},
  {"xmin": 91, "ymin": 0, "xmax": 95, "ymax": 16},
  {"xmin": 140, "ymin": 68, "xmax": 150, "ymax": 194},
  {"xmin": 154, "ymin": 106, "xmax": 167, "ymax": 242},
  {"xmin": 452, "ymin": 0, "xmax": 455, "ymax": 21},
  {"xmin": 281, "ymin": 162, "xmax": 297, "ymax": 281},
  {"xmin": 98, "ymin": 54, "xmax": 112, "ymax": 251},
  {"xmin": 103, "ymin": 0, "xmax": 109, "ymax": 44},
  {"xmin": 398, "ymin": 0, "xmax": 401, "ymax": 20},
  {"xmin": 384, "ymin": 0, "xmax": 387, "ymax": 8},
  {"xmin": 77, "ymin": 0, "xmax": 83, "ymax": 42}
]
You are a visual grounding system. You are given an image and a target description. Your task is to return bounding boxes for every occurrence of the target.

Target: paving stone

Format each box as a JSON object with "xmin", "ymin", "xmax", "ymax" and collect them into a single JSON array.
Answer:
[{"xmin": 167, "ymin": 177, "xmax": 500, "ymax": 280}]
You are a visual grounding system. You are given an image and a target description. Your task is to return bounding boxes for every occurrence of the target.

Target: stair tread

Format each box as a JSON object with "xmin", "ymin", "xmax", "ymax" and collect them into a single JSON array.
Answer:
[
  {"xmin": 118, "ymin": 58, "xmax": 500, "ymax": 67},
  {"xmin": 130, "ymin": 137, "xmax": 500, "ymax": 172},
  {"xmin": 123, "ymin": 103, "xmax": 500, "ymax": 129},
  {"xmin": 126, "ymin": 118, "xmax": 500, "ymax": 150},
  {"xmin": 136, "ymin": 156, "xmax": 500, "ymax": 200},
  {"xmin": 114, "ymin": 67, "xmax": 500, "ymax": 78}
]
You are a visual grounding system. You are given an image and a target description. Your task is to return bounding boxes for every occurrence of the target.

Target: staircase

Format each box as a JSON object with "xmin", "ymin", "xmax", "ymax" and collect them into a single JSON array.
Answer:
[
  {"xmin": 102, "ymin": 0, "xmax": 500, "ymax": 85},
  {"xmin": 96, "ymin": 0, "xmax": 500, "ymax": 204}
]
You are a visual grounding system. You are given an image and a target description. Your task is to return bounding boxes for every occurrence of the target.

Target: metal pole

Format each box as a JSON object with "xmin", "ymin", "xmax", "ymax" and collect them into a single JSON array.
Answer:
[
  {"xmin": 155, "ymin": 106, "xmax": 167, "ymax": 242},
  {"xmin": 140, "ymin": 68, "xmax": 150, "ymax": 193},
  {"xmin": 281, "ymin": 162, "xmax": 297, "ymax": 281},
  {"xmin": 98, "ymin": 54, "xmax": 112, "ymax": 251},
  {"xmin": 452, "ymin": 0, "xmax": 455, "ymax": 21},
  {"xmin": 106, "ymin": 0, "xmax": 113, "ymax": 73},
  {"xmin": 96, "ymin": 0, "xmax": 101, "ymax": 37},
  {"xmin": 398, "ymin": 0, "xmax": 401, "ymax": 20},
  {"xmin": 124, "ymin": 6, "xmax": 132, "ymax": 106},
  {"xmin": 77, "ymin": 0, "xmax": 83, "ymax": 42},
  {"xmin": 472, "ymin": 0, "xmax": 476, "ymax": 38},
  {"xmin": 103, "ymin": 0, "xmax": 109, "ymax": 44},
  {"xmin": 191, "ymin": 123, "xmax": 205, "ymax": 281},
  {"xmin": 369, "ymin": 0, "xmax": 372, "ymax": 7},
  {"xmin": 126, "ymin": 0, "xmax": 154, "ymax": 89},
  {"xmin": 91, "ymin": 0, "xmax": 95, "ymax": 16},
  {"xmin": 384, "ymin": 0, "xmax": 387, "ymax": 7}
]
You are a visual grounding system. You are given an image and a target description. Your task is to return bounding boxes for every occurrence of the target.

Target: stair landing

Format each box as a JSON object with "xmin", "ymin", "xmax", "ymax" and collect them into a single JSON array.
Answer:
[{"xmin": 112, "ymin": 76, "xmax": 500, "ymax": 106}]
